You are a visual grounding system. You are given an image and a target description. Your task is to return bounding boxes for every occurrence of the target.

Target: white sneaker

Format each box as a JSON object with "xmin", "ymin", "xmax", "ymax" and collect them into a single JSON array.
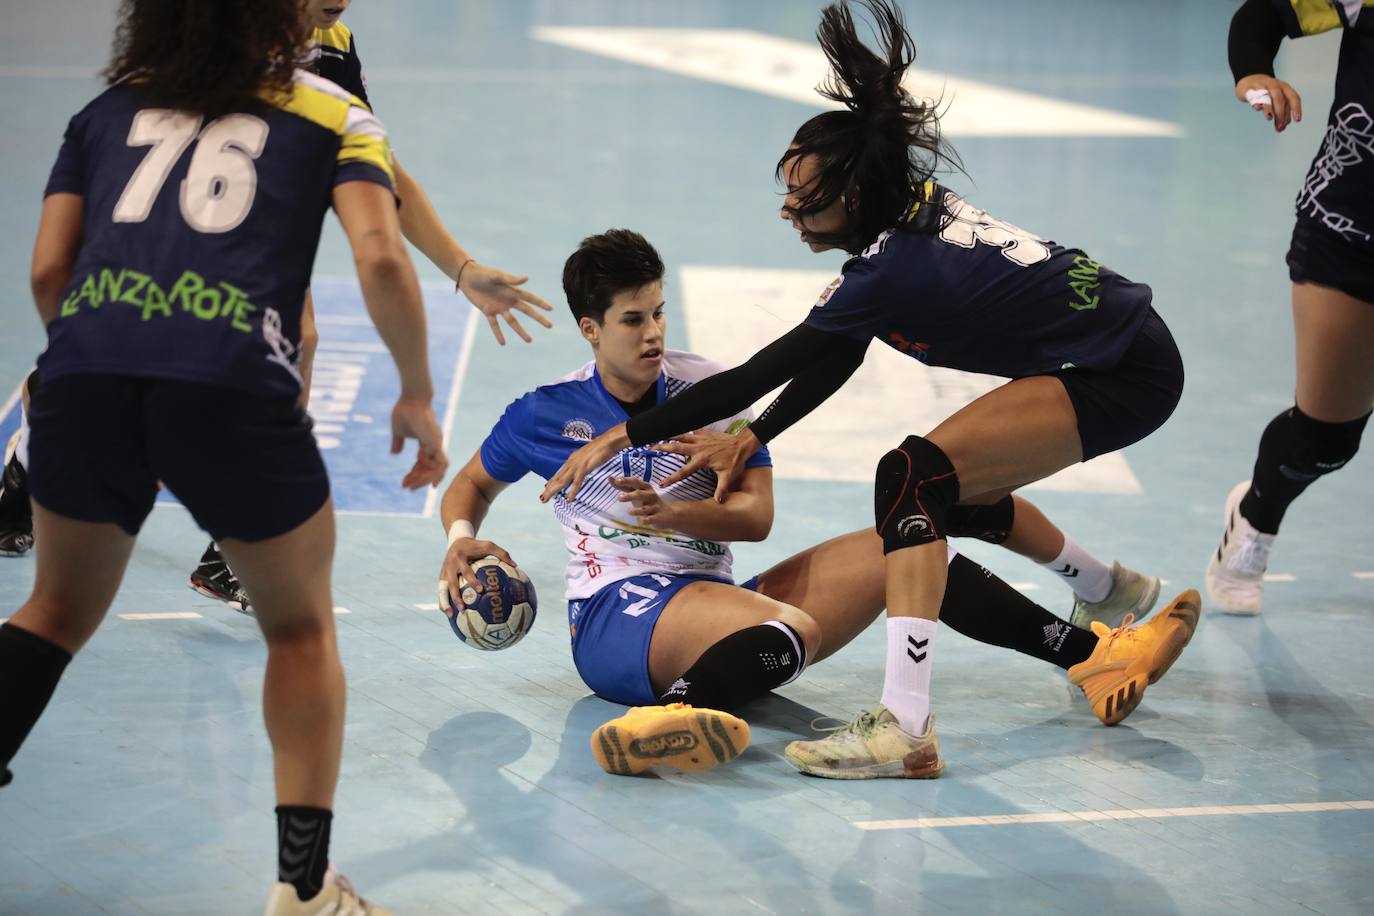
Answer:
[
  {"xmin": 264, "ymin": 868, "xmax": 392, "ymax": 916},
  {"xmin": 1206, "ymin": 481, "xmax": 1274, "ymax": 616},
  {"xmin": 1070, "ymin": 561, "xmax": 1162, "ymax": 630}
]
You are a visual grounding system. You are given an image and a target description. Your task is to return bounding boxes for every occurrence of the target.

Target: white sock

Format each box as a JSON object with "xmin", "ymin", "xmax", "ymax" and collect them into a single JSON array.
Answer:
[
  {"xmin": 1043, "ymin": 535, "xmax": 1112, "ymax": 603},
  {"xmin": 880, "ymin": 617, "xmax": 937, "ymax": 736}
]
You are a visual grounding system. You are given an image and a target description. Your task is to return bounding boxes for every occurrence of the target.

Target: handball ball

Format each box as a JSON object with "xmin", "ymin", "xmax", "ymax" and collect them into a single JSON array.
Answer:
[{"xmin": 446, "ymin": 557, "xmax": 537, "ymax": 650}]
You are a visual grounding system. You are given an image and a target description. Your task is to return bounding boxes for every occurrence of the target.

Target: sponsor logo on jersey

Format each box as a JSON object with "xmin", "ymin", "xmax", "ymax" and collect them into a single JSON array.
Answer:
[
  {"xmin": 815, "ymin": 275, "xmax": 846, "ymax": 307},
  {"xmin": 561, "ymin": 418, "xmax": 594, "ymax": 441}
]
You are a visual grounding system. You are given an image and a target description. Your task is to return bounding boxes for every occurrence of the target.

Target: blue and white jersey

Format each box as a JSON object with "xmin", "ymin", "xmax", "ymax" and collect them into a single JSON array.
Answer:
[{"xmin": 480, "ymin": 350, "xmax": 772, "ymax": 600}]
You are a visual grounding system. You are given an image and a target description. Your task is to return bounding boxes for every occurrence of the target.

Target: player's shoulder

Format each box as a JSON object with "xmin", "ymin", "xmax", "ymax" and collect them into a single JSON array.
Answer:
[
  {"xmin": 312, "ymin": 21, "xmax": 355, "ymax": 53},
  {"xmin": 510, "ymin": 360, "xmax": 599, "ymax": 412},
  {"xmin": 264, "ymin": 69, "xmax": 375, "ymax": 133},
  {"xmin": 661, "ymin": 349, "xmax": 729, "ymax": 384}
]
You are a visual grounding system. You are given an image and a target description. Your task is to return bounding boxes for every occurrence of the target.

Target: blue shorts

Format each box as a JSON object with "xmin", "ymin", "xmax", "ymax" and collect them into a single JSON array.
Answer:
[
  {"xmin": 28, "ymin": 374, "xmax": 329, "ymax": 541},
  {"xmin": 569, "ymin": 572, "xmax": 759, "ymax": 706}
]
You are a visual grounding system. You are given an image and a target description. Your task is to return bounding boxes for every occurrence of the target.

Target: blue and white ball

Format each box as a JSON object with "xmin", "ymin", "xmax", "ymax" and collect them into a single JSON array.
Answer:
[{"xmin": 446, "ymin": 557, "xmax": 537, "ymax": 650}]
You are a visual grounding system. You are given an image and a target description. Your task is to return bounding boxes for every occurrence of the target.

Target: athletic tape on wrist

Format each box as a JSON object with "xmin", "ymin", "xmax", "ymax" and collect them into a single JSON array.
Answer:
[{"xmin": 447, "ymin": 520, "xmax": 476, "ymax": 546}]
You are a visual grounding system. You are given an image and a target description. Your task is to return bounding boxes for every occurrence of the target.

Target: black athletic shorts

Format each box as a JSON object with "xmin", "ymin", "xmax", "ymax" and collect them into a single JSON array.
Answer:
[
  {"xmin": 28, "ymin": 374, "xmax": 329, "ymax": 541},
  {"xmin": 1051, "ymin": 307, "xmax": 1184, "ymax": 461},
  {"xmin": 1287, "ymin": 217, "xmax": 1374, "ymax": 306}
]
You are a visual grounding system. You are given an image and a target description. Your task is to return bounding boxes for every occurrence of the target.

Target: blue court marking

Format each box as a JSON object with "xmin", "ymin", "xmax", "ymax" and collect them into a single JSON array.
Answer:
[{"xmin": 151, "ymin": 276, "xmax": 474, "ymax": 517}]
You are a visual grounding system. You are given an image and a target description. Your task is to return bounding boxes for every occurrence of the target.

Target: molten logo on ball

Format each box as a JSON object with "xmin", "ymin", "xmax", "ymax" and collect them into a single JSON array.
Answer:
[{"xmin": 446, "ymin": 557, "xmax": 538, "ymax": 651}]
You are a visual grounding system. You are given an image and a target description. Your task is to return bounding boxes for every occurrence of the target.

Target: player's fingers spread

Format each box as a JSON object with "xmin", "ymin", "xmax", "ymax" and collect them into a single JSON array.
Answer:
[
  {"xmin": 1271, "ymin": 90, "xmax": 1290, "ymax": 129},
  {"xmin": 514, "ymin": 300, "xmax": 555, "ymax": 327},
  {"xmin": 660, "ymin": 459, "xmax": 699, "ymax": 487},
  {"xmin": 519, "ymin": 289, "xmax": 555, "ymax": 312},
  {"xmin": 504, "ymin": 314, "xmax": 532, "ymax": 343},
  {"xmin": 489, "ymin": 545, "xmax": 516, "ymax": 567},
  {"xmin": 486, "ymin": 314, "xmax": 506, "ymax": 346}
]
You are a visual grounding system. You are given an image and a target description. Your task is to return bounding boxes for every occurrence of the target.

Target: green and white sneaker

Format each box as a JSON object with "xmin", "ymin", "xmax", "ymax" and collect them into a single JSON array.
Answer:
[
  {"xmin": 1070, "ymin": 561, "xmax": 1161, "ymax": 630},
  {"xmin": 783, "ymin": 704, "xmax": 944, "ymax": 780}
]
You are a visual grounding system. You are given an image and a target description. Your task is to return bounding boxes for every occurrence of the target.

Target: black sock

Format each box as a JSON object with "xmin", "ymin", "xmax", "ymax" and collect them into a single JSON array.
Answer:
[
  {"xmin": 1241, "ymin": 407, "xmax": 1370, "ymax": 534},
  {"xmin": 940, "ymin": 555, "xmax": 1097, "ymax": 670},
  {"xmin": 0, "ymin": 622, "xmax": 74, "ymax": 784},
  {"xmin": 276, "ymin": 805, "xmax": 332, "ymax": 901},
  {"xmin": 659, "ymin": 621, "xmax": 806, "ymax": 709}
]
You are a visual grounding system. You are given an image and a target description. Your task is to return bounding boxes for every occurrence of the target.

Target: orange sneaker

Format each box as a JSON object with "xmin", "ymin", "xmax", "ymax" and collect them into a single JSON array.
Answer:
[
  {"xmin": 591, "ymin": 703, "xmax": 750, "ymax": 775},
  {"xmin": 1067, "ymin": 589, "xmax": 1202, "ymax": 726}
]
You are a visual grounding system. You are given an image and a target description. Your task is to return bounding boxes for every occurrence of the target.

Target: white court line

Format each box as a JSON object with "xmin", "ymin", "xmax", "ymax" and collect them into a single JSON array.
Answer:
[
  {"xmin": 414, "ymin": 603, "xmax": 440, "ymax": 611},
  {"xmin": 333, "ymin": 607, "xmax": 351, "ymax": 615},
  {"xmin": 422, "ymin": 305, "xmax": 481, "ymax": 519},
  {"xmin": 117, "ymin": 612, "xmax": 203, "ymax": 621},
  {"xmin": 1263, "ymin": 574, "xmax": 1296, "ymax": 582},
  {"xmin": 0, "ymin": 381, "xmax": 24, "ymax": 428},
  {"xmin": 854, "ymin": 800, "xmax": 1374, "ymax": 831},
  {"xmin": 1353, "ymin": 572, "xmax": 1374, "ymax": 580},
  {"xmin": 1009, "ymin": 583, "xmax": 1041, "ymax": 592},
  {"xmin": 533, "ymin": 27, "xmax": 1182, "ymax": 138}
]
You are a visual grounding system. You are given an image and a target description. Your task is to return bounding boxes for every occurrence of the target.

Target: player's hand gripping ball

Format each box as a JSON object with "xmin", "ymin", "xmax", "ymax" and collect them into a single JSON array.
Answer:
[{"xmin": 445, "ymin": 557, "xmax": 538, "ymax": 650}]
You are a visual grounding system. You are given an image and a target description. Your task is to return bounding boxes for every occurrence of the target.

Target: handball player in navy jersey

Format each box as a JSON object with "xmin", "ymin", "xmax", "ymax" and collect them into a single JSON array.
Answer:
[
  {"xmin": 543, "ymin": 0, "xmax": 1201, "ymax": 779},
  {"xmin": 0, "ymin": 0, "xmax": 447, "ymax": 909}
]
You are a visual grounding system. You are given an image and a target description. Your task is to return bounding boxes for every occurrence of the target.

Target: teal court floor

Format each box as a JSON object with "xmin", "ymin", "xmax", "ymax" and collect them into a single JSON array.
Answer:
[{"xmin": 1, "ymin": 2, "xmax": 1371, "ymax": 913}]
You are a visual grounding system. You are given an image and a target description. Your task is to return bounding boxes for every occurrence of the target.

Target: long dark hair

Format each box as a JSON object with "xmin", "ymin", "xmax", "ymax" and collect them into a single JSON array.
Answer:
[
  {"xmin": 104, "ymin": 0, "xmax": 305, "ymax": 119},
  {"xmin": 778, "ymin": 0, "xmax": 962, "ymax": 254}
]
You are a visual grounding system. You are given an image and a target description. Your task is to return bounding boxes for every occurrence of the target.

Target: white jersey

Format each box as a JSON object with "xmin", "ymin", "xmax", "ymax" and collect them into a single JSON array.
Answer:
[{"xmin": 479, "ymin": 351, "xmax": 772, "ymax": 600}]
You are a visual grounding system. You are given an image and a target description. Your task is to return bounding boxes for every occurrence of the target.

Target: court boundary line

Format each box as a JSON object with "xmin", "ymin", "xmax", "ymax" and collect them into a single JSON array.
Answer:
[
  {"xmin": 853, "ymin": 799, "xmax": 1374, "ymax": 831},
  {"xmin": 423, "ymin": 304, "xmax": 480, "ymax": 518}
]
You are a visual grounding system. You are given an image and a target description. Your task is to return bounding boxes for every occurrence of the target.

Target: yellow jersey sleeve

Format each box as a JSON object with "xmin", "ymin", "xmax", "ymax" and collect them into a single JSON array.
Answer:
[
  {"xmin": 271, "ymin": 70, "xmax": 395, "ymax": 193},
  {"xmin": 1275, "ymin": 0, "xmax": 1372, "ymax": 37}
]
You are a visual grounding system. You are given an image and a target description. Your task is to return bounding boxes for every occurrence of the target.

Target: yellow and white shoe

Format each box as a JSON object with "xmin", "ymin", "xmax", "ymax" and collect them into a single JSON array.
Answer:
[
  {"xmin": 784, "ymin": 705, "xmax": 944, "ymax": 780},
  {"xmin": 264, "ymin": 868, "xmax": 392, "ymax": 916},
  {"xmin": 591, "ymin": 703, "xmax": 750, "ymax": 776},
  {"xmin": 1068, "ymin": 589, "xmax": 1202, "ymax": 726}
]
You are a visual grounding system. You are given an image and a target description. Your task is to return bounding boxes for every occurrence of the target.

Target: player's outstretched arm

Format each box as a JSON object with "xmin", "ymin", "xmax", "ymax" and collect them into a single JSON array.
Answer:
[
  {"xmin": 612, "ymin": 465, "xmax": 774, "ymax": 542},
  {"xmin": 392, "ymin": 160, "xmax": 553, "ymax": 345},
  {"xmin": 30, "ymin": 193, "xmax": 83, "ymax": 325},
  {"xmin": 1229, "ymin": 0, "xmax": 1302, "ymax": 131},
  {"xmin": 334, "ymin": 178, "xmax": 447, "ymax": 489},
  {"xmin": 439, "ymin": 451, "xmax": 514, "ymax": 609}
]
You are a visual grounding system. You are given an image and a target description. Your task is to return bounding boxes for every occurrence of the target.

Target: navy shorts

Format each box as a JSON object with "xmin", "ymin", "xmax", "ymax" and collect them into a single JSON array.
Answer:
[
  {"xmin": 1287, "ymin": 217, "xmax": 1374, "ymax": 306},
  {"xmin": 568, "ymin": 572, "xmax": 757, "ymax": 706},
  {"xmin": 28, "ymin": 374, "xmax": 329, "ymax": 541},
  {"xmin": 1052, "ymin": 307, "xmax": 1185, "ymax": 460}
]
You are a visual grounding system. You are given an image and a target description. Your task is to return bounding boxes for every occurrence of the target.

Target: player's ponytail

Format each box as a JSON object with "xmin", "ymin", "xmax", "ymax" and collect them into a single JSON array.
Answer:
[
  {"xmin": 105, "ymin": 0, "xmax": 305, "ymax": 120},
  {"xmin": 778, "ymin": 0, "xmax": 962, "ymax": 253}
]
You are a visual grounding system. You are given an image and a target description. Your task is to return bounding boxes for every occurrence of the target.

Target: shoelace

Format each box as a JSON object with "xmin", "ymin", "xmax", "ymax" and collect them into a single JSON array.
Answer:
[
  {"xmin": 1230, "ymin": 535, "xmax": 1273, "ymax": 577},
  {"xmin": 1098, "ymin": 613, "xmax": 1139, "ymax": 649},
  {"xmin": 809, "ymin": 709, "xmax": 879, "ymax": 738}
]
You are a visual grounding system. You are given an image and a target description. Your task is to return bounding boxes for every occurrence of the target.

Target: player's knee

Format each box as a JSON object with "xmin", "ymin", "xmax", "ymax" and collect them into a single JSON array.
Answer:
[
  {"xmin": 946, "ymin": 496, "xmax": 1015, "ymax": 544},
  {"xmin": 1265, "ymin": 406, "xmax": 1370, "ymax": 480},
  {"xmin": 874, "ymin": 436, "xmax": 960, "ymax": 555},
  {"xmin": 772, "ymin": 606, "xmax": 821, "ymax": 662}
]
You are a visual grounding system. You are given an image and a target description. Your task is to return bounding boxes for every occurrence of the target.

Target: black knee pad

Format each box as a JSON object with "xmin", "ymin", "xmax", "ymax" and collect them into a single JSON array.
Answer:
[
  {"xmin": 1265, "ymin": 406, "xmax": 1370, "ymax": 481},
  {"xmin": 946, "ymin": 496, "xmax": 1015, "ymax": 544},
  {"xmin": 874, "ymin": 436, "xmax": 960, "ymax": 555}
]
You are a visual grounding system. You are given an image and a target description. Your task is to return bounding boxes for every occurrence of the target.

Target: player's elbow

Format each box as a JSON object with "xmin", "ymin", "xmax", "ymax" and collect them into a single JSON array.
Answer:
[
  {"xmin": 737, "ymin": 505, "xmax": 774, "ymax": 542},
  {"xmin": 30, "ymin": 260, "xmax": 72, "ymax": 310}
]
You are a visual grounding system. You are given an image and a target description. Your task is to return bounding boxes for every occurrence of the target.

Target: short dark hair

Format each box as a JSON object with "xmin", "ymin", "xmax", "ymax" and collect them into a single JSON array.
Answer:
[{"xmin": 562, "ymin": 229, "xmax": 665, "ymax": 324}]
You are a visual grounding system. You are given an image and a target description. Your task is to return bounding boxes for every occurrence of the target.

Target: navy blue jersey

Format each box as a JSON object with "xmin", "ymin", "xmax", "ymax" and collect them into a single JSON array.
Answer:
[
  {"xmin": 306, "ymin": 22, "xmax": 370, "ymax": 109},
  {"xmin": 39, "ymin": 71, "xmax": 394, "ymax": 398},
  {"xmin": 1276, "ymin": 0, "xmax": 1374, "ymax": 245},
  {"xmin": 803, "ymin": 184, "xmax": 1153, "ymax": 378}
]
